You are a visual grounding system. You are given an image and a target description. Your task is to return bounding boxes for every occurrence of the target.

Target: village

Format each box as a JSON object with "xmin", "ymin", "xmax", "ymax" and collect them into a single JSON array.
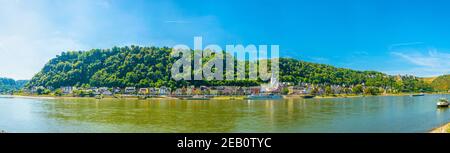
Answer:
[{"xmin": 22, "ymin": 81, "xmax": 395, "ymax": 99}]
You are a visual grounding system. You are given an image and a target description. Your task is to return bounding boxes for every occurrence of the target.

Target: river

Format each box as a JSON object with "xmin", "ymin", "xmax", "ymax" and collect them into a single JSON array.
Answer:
[{"xmin": 0, "ymin": 94, "xmax": 449, "ymax": 133}]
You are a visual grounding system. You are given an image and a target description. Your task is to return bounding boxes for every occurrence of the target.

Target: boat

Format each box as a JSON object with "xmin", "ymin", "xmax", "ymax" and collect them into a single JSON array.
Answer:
[
  {"xmin": 172, "ymin": 95, "xmax": 192, "ymax": 100},
  {"xmin": 95, "ymin": 95, "xmax": 103, "ymax": 99},
  {"xmin": 411, "ymin": 93, "xmax": 425, "ymax": 97},
  {"xmin": 437, "ymin": 98, "xmax": 449, "ymax": 107},
  {"xmin": 185, "ymin": 95, "xmax": 210, "ymax": 100},
  {"xmin": 245, "ymin": 94, "xmax": 283, "ymax": 100},
  {"xmin": 299, "ymin": 95, "xmax": 315, "ymax": 99}
]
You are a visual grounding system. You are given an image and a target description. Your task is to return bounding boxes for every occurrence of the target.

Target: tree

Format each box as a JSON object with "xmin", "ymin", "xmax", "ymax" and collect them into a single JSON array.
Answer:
[
  {"xmin": 281, "ymin": 87, "xmax": 289, "ymax": 95},
  {"xmin": 364, "ymin": 87, "xmax": 380, "ymax": 95},
  {"xmin": 54, "ymin": 89, "xmax": 63, "ymax": 96},
  {"xmin": 36, "ymin": 86, "xmax": 46, "ymax": 95},
  {"xmin": 352, "ymin": 85, "xmax": 363, "ymax": 95},
  {"xmin": 311, "ymin": 87, "xmax": 319, "ymax": 96},
  {"xmin": 325, "ymin": 86, "xmax": 333, "ymax": 95}
]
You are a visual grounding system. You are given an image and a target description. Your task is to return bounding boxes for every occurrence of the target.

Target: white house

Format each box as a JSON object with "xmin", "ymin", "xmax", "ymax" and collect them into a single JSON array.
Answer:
[
  {"xmin": 159, "ymin": 86, "xmax": 169, "ymax": 95},
  {"xmin": 125, "ymin": 87, "xmax": 136, "ymax": 94},
  {"xmin": 61, "ymin": 86, "xmax": 74, "ymax": 94}
]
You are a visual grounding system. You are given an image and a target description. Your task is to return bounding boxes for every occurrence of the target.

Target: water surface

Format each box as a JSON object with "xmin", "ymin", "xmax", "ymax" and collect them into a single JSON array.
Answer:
[{"xmin": 0, "ymin": 94, "xmax": 449, "ymax": 133}]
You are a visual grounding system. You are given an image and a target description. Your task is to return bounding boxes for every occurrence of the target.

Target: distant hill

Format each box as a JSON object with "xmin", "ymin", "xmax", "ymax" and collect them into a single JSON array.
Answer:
[
  {"xmin": 26, "ymin": 46, "xmax": 431, "ymax": 93},
  {"xmin": 0, "ymin": 77, "xmax": 28, "ymax": 93},
  {"xmin": 420, "ymin": 77, "xmax": 437, "ymax": 84},
  {"xmin": 430, "ymin": 75, "xmax": 450, "ymax": 91}
]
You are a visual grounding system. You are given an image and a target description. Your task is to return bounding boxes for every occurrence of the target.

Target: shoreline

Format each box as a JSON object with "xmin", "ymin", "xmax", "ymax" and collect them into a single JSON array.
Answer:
[
  {"xmin": 0, "ymin": 95, "xmax": 56, "ymax": 100},
  {"xmin": 2, "ymin": 92, "xmax": 449, "ymax": 101},
  {"xmin": 430, "ymin": 122, "xmax": 450, "ymax": 133}
]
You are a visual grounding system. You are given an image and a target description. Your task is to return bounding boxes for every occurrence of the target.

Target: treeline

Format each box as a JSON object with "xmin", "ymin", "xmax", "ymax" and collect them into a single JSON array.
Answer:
[
  {"xmin": 0, "ymin": 77, "xmax": 28, "ymax": 93},
  {"xmin": 280, "ymin": 58, "xmax": 433, "ymax": 92},
  {"xmin": 26, "ymin": 46, "xmax": 433, "ymax": 92}
]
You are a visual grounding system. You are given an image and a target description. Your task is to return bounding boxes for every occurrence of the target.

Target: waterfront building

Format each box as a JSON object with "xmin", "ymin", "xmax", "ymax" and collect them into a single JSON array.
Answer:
[
  {"xmin": 159, "ymin": 86, "xmax": 169, "ymax": 95},
  {"xmin": 98, "ymin": 87, "xmax": 111, "ymax": 95},
  {"xmin": 174, "ymin": 88, "xmax": 183, "ymax": 95},
  {"xmin": 61, "ymin": 86, "xmax": 74, "ymax": 94},
  {"xmin": 113, "ymin": 87, "xmax": 121, "ymax": 94},
  {"xmin": 261, "ymin": 74, "xmax": 280, "ymax": 93},
  {"xmin": 125, "ymin": 87, "xmax": 136, "ymax": 94},
  {"xmin": 139, "ymin": 88, "xmax": 149, "ymax": 95}
]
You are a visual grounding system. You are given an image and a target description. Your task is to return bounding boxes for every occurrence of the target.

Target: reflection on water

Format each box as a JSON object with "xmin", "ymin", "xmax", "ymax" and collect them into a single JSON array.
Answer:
[{"xmin": 0, "ymin": 94, "xmax": 449, "ymax": 133}]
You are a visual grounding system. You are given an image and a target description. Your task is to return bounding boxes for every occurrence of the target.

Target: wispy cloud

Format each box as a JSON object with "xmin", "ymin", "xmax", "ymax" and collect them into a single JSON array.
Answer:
[
  {"xmin": 164, "ymin": 20, "xmax": 191, "ymax": 24},
  {"xmin": 388, "ymin": 42, "xmax": 424, "ymax": 50},
  {"xmin": 391, "ymin": 49, "xmax": 450, "ymax": 76}
]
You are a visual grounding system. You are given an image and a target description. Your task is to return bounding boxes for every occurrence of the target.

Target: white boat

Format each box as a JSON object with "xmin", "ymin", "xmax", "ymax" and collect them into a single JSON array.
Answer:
[
  {"xmin": 186, "ymin": 95, "xmax": 210, "ymax": 100},
  {"xmin": 245, "ymin": 94, "xmax": 283, "ymax": 100},
  {"xmin": 437, "ymin": 98, "xmax": 449, "ymax": 107}
]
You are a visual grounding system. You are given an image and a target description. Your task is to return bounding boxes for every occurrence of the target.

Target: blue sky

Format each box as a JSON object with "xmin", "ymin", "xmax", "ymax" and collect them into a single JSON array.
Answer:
[{"xmin": 0, "ymin": 0, "xmax": 449, "ymax": 80}]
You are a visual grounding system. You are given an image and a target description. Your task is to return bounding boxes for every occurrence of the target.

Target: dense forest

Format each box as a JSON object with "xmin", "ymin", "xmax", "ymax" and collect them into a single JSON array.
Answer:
[
  {"xmin": 25, "ymin": 46, "xmax": 433, "ymax": 93},
  {"xmin": 0, "ymin": 77, "xmax": 28, "ymax": 93}
]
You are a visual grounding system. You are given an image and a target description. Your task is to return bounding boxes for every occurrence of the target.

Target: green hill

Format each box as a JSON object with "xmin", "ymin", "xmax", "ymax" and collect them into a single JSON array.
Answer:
[
  {"xmin": 25, "ymin": 46, "xmax": 431, "ymax": 92},
  {"xmin": 430, "ymin": 75, "xmax": 450, "ymax": 91},
  {"xmin": 0, "ymin": 77, "xmax": 28, "ymax": 93}
]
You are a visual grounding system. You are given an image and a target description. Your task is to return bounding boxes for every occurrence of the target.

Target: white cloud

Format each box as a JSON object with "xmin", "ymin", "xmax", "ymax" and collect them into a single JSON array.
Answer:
[
  {"xmin": 388, "ymin": 42, "xmax": 424, "ymax": 50},
  {"xmin": 164, "ymin": 20, "xmax": 191, "ymax": 24},
  {"xmin": 0, "ymin": 0, "xmax": 89, "ymax": 80},
  {"xmin": 0, "ymin": 0, "xmax": 228, "ymax": 80},
  {"xmin": 0, "ymin": 0, "xmax": 140, "ymax": 80},
  {"xmin": 391, "ymin": 49, "xmax": 450, "ymax": 77}
]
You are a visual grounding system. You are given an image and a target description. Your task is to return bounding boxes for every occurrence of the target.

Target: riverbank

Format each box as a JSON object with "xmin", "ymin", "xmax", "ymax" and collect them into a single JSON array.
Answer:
[
  {"xmin": 297, "ymin": 92, "xmax": 449, "ymax": 99},
  {"xmin": 4, "ymin": 92, "xmax": 449, "ymax": 101},
  {"xmin": 430, "ymin": 122, "xmax": 450, "ymax": 133}
]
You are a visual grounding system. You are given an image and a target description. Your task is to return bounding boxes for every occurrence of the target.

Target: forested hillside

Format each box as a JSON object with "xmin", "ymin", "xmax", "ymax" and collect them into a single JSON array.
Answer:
[
  {"xmin": 0, "ymin": 77, "xmax": 28, "ymax": 93},
  {"xmin": 26, "ymin": 46, "xmax": 431, "ymax": 92}
]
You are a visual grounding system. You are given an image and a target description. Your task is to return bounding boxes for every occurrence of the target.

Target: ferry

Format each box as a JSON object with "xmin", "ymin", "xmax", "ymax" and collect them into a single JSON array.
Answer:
[
  {"xmin": 437, "ymin": 98, "xmax": 449, "ymax": 107},
  {"xmin": 245, "ymin": 94, "xmax": 283, "ymax": 100}
]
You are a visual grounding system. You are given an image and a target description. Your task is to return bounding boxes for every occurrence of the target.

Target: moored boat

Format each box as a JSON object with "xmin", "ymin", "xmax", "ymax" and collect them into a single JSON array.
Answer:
[
  {"xmin": 411, "ymin": 93, "xmax": 425, "ymax": 97},
  {"xmin": 172, "ymin": 95, "xmax": 193, "ymax": 100},
  {"xmin": 186, "ymin": 95, "xmax": 210, "ymax": 100},
  {"xmin": 95, "ymin": 95, "xmax": 103, "ymax": 99},
  {"xmin": 299, "ymin": 95, "xmax": 315, "ymax": 99},
  {"xmin": 245, "ymin": 94, "xmax": 283, "ymax": 100},
  {"xmin": 437, "ymin": 98, "xmax": 449, "ymax": 107}
]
